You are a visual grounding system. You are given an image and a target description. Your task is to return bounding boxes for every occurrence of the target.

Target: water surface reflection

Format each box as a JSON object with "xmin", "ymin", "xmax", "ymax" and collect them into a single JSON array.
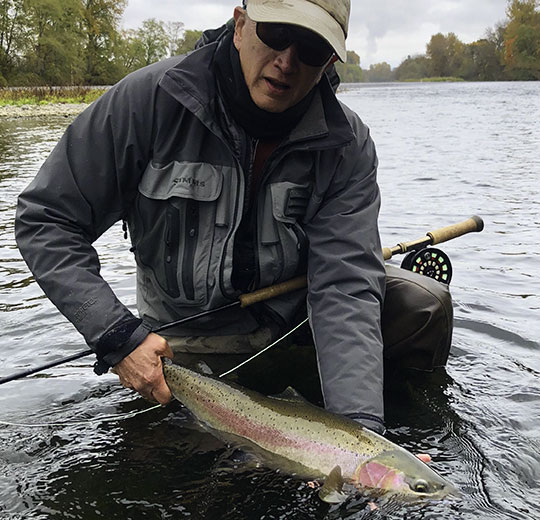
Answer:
[{"xmin": 1, "ymin": 83, "xmax": 539, "ymax": 519}]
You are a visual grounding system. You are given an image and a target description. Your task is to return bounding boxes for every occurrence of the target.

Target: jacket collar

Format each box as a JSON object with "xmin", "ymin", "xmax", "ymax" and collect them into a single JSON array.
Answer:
[{"xmin": 159, "ymin": 42, "xmax": 355, "ymax": 151}]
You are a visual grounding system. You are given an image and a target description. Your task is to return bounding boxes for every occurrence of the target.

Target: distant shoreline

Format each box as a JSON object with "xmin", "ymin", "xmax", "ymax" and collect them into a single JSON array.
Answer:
[{"xmin": 0, "ymin": 102, "xmax": 88, "ymax": 119}]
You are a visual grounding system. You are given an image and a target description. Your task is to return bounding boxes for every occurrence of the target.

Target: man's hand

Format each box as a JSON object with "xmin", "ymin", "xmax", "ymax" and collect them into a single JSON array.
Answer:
[{"xmin": 112, "ymin": 333, "xmax": 174, "ymax": 404}]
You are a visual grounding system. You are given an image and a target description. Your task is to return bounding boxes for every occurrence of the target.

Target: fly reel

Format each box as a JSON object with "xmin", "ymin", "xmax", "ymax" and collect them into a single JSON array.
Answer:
[{"xmin": 400, "ymin": 247, "xmax": 453, "ymax": 285}]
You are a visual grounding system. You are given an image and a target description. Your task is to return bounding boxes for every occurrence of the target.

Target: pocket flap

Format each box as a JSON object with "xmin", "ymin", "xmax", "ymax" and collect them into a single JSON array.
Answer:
[
  {"xmin": 139, "ymin": 161, "xmax": 223, "ymax": 201},
  {"xmin": 270, "ymin": 182, "xmax": 311, "ymax": 224}
]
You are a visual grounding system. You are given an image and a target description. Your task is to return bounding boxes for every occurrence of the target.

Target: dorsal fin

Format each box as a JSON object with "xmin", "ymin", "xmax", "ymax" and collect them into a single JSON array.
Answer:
[
  {"xmin": 193, "ymin": 360, "xmax": 214, "ymax": 376},
  {"xmin": 271, "ymin": 386, "xmax": 309, "ymax": 403}
]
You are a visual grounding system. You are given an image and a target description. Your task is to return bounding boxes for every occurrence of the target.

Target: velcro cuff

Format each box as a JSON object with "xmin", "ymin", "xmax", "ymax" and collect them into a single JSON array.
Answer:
[{"xmin": 93, "ymin": 320, "xmax": 149, "ymax": 375}]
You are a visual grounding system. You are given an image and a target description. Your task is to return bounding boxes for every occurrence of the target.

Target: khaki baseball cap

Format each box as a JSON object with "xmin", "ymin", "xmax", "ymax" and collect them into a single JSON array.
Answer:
[{"xmin": 245, "ymin": 0, "xmax": 350, "ymax": 62}]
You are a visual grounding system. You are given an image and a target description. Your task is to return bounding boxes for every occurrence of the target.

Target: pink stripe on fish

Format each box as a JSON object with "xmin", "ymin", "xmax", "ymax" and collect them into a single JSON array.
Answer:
[{"xmin": 194, "ymin": 387, "xmax": 360, "ymax": 470}]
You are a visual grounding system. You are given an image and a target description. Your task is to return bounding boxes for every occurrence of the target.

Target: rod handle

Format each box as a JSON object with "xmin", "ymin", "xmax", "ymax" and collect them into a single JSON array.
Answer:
[
  {"xmin": 239, "ymin": 275, "xmax": 308, "ymax": 307},
  {"xmin": 382, "ymin": 215, "xmax": 484, "ymax": 260},
  {"xmin": 427, "ymin": 215, "xmax": 484, "ymax": 245}
]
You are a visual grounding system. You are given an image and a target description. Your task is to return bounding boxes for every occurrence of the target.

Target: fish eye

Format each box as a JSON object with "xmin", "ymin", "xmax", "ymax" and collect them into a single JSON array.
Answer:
[{"xmin": 412, "ymin": 479, "xmax": 430, "ymax": 493}]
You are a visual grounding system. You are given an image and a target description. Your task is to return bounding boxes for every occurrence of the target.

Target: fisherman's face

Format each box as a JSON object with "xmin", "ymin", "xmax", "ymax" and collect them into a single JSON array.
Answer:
[{"xmin": 233, "ymin": 8, "xmax": 336, "ymax": 113}]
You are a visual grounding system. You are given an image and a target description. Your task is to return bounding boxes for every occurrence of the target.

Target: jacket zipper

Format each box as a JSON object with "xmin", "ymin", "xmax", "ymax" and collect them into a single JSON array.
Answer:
[
  {"xmin": 165, "ymin": 205, "xmax": 181, "ymax": 298},
  {"xmin": 247, "ymin": 139, "xmax": 261, "ymax": 289},
  {"xmin": 218, "ymin": 154, "xmax": 244, "ymax": 300},
  {"xmin": 182, "ymin": 199, "xmax": 199, "ymax": 301}
]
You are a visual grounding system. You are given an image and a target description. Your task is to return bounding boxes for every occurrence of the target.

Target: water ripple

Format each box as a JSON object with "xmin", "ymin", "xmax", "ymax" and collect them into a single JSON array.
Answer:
[{"xmin": 1, "ymin": 84, "xmax": 539, "ymax": 519}]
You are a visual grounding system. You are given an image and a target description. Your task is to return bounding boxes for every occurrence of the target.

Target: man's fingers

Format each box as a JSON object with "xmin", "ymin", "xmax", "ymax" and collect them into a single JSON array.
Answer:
[
  {"xmin": 111, "ymin": 333, "xmax": 173, "ymax": 403},
  {"xmin": 416, "ymin": 453, "xmax": 432, "ymax": 463},
  {"xmin": 138, "ymin": 390, "xmax": 158, "ymax": 403},
  {"xmin": 151, "ymin": 380, "xmax": 173, "ymax": 405},
  {"xmin": 124, "ymin": 369, "xmax": 171, "ymax": 404},
  {"xmin": 155, "ymin": 337, "xmax": 173, "ymax": 360},
  {"xmin": 163, "ymin": 342, "xmax": 174, "ymax": 359},
  {"xmin": 116, "ymin": 374, "xmax": 133, "ymax": 390}
]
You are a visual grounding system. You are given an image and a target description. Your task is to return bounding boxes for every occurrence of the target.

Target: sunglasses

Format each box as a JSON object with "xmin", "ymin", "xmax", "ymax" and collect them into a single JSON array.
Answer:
[{"xmin": 255, "ymin": 22, "xmax": 334, "ymax": 67}]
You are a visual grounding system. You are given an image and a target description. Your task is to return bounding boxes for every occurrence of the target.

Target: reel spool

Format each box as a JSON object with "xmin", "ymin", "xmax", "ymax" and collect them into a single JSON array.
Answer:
[{"xmin": 400, "ymin": 247, "xmax": 453, "ymax": 285}]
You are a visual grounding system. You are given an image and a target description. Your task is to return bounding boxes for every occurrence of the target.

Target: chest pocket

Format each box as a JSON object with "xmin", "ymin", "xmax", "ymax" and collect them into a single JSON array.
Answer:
[
  {"xmin": 258, "ymin": 181, "xmax": 311, "ymax": 286},
  {"xmin": 132, "ymin": 160, "xmax": 224, "ymax": 307}
]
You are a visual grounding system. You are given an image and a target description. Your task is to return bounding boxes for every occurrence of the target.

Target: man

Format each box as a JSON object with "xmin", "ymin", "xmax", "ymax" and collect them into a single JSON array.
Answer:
[{"xmin": 15, "ymin": 0, "xmax": 452, "ymax": 434}]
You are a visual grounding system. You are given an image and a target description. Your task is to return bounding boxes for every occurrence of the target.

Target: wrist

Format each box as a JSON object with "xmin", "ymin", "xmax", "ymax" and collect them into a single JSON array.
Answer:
[{"xmin": 94, "ymin": 319, "xmax": 149, "ymax": 375}]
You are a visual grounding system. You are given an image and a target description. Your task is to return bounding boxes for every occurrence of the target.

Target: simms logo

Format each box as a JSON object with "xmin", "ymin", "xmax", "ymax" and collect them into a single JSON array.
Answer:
[{"xmin": 173, "ymin": 177, "xmax": 206, "ymax": 188}]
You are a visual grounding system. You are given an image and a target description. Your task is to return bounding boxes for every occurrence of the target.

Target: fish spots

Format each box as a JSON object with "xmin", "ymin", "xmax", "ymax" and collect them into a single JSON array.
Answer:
[{"xmin": 163, "ymin": 363, "xmax": 450, "ymax": 492}]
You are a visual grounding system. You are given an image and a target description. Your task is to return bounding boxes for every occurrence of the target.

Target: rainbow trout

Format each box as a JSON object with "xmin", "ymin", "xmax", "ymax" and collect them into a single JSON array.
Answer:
[{"xmin": 162, "ymin": 359, "xmax": 457, "ymax": 502}]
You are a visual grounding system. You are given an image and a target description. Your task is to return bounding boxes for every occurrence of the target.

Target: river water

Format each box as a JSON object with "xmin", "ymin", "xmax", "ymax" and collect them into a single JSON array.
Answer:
[{"xmin": 0, "ymin": 81, "xmax": 539, "ymax": 519}]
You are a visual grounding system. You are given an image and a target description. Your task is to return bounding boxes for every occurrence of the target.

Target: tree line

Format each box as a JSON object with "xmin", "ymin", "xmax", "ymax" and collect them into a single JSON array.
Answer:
[
  {"xmin": 0, "ymin": 0, "xmax": 202, "ymax": 86},
  {"xmin": 338, "ymin": 0, "xmax": 540, "ymax": 83},
  {"xmin": 0, "ymin": 0, "xmax": 538, "ymax": 87}
]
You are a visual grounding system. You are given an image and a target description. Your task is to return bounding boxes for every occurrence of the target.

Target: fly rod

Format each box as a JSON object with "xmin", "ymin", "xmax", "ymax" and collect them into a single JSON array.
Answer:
[
  {"xmin": 382, "ymin": 215, "xmax": 484, "ymax": 261},
  {"xmin": 0, "ymin": 215, "xmax": 484, "ymax": 385},
  {"xmin": 0, "ymin": 276, "xmax": 307, "ymax": 385}
]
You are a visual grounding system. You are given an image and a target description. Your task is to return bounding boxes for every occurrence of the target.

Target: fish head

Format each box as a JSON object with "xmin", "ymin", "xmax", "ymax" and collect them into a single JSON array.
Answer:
[{"xmin": 352, "ymin": 449, "xmax": 458, "ymax": 500}]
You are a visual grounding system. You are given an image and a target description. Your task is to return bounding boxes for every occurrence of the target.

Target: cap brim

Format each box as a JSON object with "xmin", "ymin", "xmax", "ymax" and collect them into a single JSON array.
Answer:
[{"xmin": 246, "ymin": 0, "xmax": 347, "ymax": 62}]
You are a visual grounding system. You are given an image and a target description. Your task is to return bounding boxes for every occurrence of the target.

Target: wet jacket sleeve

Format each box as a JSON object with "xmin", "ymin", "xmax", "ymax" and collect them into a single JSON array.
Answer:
[
  {"xmin": 15, "ymin": 69, "xmax": 158, "ymax": 371},
  {"xmin": 304, "ymin": 119, "xmax": 386, "ymax": 432}
]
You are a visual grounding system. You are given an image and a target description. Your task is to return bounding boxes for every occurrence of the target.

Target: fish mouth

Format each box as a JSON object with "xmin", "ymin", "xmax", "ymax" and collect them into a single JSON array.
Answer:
[
  {"xmin": 434, "ymin": 483, "xmax": 461, "ymax": 500},
  {"xmin": 380, "ymin": 481, "xmax": 460, "ymax": 501},
  {"xmin": 352, "ymin": 449, "xmax": 459, "ymax": 500}
]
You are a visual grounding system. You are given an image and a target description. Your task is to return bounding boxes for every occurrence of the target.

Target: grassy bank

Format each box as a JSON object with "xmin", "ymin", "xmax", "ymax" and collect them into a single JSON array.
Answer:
[
  {"xmin": 0, "ymin": 86, "xmax": 108, "ymax": 106},
  {"xmin": 420, "ymin": 77, "xmax": 465, "ymax": 82}
]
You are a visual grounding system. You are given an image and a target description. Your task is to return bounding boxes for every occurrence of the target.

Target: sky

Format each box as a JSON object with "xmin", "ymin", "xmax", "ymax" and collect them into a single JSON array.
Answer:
[{"xmin": 121, "ymin": 1, "xmax": 510, "ymax": 67}]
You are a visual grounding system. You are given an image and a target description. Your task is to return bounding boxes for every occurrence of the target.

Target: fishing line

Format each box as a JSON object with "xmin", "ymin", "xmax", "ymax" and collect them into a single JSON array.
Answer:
[
  {"xmin": 0, "ymin": 404, "xmax": 163, "ymax": 428},
  {"xmin": 218, "ymin": 317, "xmax": 309, "ymax": 378},
  {"xmin": 0, "ymin": 318, "xmax": 309, "ymax": 428}
]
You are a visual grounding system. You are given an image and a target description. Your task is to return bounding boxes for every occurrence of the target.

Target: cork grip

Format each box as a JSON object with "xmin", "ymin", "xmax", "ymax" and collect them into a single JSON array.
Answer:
[
  {"xmin": 239, "ymin": 275, "xmax": 308, "ymax": 308},
  {"xmin": 239, "ymin": 217, "xmax": 484, "ymax": 305},
  {"xmin": 427, "ymin": 215, "xmax": 484, "ymax": 245}
]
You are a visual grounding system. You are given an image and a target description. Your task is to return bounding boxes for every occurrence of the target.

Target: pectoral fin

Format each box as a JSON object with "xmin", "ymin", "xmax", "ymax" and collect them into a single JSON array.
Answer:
[{"xmin": 319, "ymin": 465, "xmax": 348, "ymax": 504}]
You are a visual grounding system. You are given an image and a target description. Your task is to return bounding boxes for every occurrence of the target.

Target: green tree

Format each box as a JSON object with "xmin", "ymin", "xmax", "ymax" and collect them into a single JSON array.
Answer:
[
  {"xmin": 136, "ymin": 18, "xmax": 168, "ymax": 65},
  {"xmin": 504, "ymin": 0, "xmax": 540, "ymax": 79},
  {"xmin": 346, "ymin": 50, "xmax": 360, "ymax": 66},
  {"xmin": 81, "ymin": 0, "xmax": 127, "ymax": 84},
  {"xmin": 426, "ymin": 32, "xmax": 466, "ymax": 78},
  {"xmin": 394, "ymin": 54, "xmax": 430, "ymax": 80},
  {"xmin": 176, "ymin": 29, "xmax": 203, "ymax": 55},
  {"xmin": 21, "ymin": 0, "xmax": 84, "ymax": 85},
  {"xmin": 486, "ymin": 21, "xmax": 508, "ymax": 58},
  {"xmin": 365, "ymin": 62, "xmax": 393, "ymax": 82},
  {"xmin": 335, "ymin": 50, "xmax": 363, "ymax": 82},
  {"xmin": 462, "ymin": 39, "xmax": 504, "ymax": 80},
  {"xmin": 0, "ymin": 0, "xmax": 27, "ymax": 80},
  {"xmin": 164, "ymin": 20, "xmax": 184, "ymax": 57},
  {"xmin": 114, "ymin": 22, "xmax": 195, "ymax": 77},
  {"xmin": 115, "ymin": 28, "xmax": 145, "ymax": 74},
  {"xmin": 335, "ymin": 62, "xmax": 363, "ymax": 82}
]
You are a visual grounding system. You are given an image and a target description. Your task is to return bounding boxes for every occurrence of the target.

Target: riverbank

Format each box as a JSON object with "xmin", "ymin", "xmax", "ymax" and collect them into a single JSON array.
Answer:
[
  {"xmin": 0, "ymin": 102, "xmax": 88, "ymax": 119},
  {"xmin": 0, "ymin": 86, "xmax": 107, "ymax": 119}
]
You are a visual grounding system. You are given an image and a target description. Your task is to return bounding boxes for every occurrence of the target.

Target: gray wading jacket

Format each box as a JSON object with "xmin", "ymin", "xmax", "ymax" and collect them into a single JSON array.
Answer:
[{"xmin": 15, "ymin": 39, "xmax": 386, "ymax": 426}]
